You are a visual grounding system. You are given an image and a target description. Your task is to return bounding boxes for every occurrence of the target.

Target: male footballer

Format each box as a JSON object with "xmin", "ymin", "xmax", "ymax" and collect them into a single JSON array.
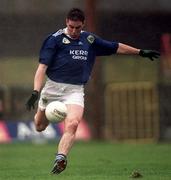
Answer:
[{"xmin": 26, "ymin": 8, "xmax": 160, "ymax": 174}]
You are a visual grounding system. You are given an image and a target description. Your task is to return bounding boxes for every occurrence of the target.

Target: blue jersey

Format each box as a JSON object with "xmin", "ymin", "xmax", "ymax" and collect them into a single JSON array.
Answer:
[{"xmin": 39, "ymin": 29, "xmax": 119, "ymax": 85}]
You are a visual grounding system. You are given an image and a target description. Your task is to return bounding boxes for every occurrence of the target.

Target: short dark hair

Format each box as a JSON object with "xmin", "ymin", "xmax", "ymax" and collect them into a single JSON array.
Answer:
[{"xmin": 67, "ymin": 8, "xmax": 85, "ymax": 22}]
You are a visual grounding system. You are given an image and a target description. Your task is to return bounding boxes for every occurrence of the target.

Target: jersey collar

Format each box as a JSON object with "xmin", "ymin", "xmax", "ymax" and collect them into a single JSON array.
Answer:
[{"xmin": 63, "ymin": 28, "xmax": 84, "ymax": 40}]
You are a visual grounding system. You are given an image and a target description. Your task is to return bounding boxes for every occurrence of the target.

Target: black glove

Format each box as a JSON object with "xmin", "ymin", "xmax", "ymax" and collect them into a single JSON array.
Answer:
[
  {"xmin": 139, "ymin": 49, "xmax": 160, "ymax": 61},
  {"xmin": 26, "ymin": 90, "xmax": 39, "ymax": 111}
]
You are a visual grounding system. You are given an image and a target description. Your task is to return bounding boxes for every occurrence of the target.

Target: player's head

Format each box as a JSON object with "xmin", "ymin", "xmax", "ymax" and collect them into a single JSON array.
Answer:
[
  {"xmin": 67, "ymin": 8, "xmax": 85, "ymax": 23},
  {"xmin": 66, "ymin": 8, "xmax": 85, "ymax": 39}
]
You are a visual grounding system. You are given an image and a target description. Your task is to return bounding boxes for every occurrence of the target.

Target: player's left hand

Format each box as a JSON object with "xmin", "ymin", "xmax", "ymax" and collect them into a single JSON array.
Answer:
[{"xmin": 139, "ymin": 49, "xmax": 160, "ymax": 61}]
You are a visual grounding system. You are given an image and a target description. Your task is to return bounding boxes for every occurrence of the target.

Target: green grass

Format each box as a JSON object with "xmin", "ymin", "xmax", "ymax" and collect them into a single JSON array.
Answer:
[{"xmin": 0, "ymin": 141, "xmax": 171, "ymax": 179}]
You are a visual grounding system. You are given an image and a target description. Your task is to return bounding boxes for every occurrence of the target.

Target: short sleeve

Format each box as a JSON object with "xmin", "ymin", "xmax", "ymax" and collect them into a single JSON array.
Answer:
[
  {"xmin": 93, "ymin": 35, "xmax": 119, "ymax": 56},
  {"xmin": 39, "ymin": 35, "xmax": 57, "ymax": 66}
]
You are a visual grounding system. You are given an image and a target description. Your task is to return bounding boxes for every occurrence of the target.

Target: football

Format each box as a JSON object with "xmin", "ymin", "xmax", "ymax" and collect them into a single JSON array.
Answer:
[{"xmin": 45, "ymin": 101, "xmax": 67, "ymax": 123}]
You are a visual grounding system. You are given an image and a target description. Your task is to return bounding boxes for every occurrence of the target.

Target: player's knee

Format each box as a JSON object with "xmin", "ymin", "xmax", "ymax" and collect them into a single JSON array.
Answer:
[
  {"xmin": 35, "ymin": 124, "xmax": 45, "ymax": 132},
  {"xmin": 34, "ymin": 120, "xmax": 45, "ymax": 132},
  {"xmin": 34, "ymin": 114, "xmax": 48, "ymax": 132},
  {"xmin": 65, "ymin": 118, "xmax": 80, "ymax": 134}
]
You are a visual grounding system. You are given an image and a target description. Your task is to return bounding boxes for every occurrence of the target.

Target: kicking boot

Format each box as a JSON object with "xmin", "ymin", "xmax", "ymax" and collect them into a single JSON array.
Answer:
[{"xmin": 51, "ymin": 154, "xmax": 67, "ymax": 174}]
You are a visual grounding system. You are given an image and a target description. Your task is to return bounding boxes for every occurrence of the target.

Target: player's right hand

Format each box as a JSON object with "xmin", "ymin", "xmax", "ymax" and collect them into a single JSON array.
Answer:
[{"xmin": 26, "ymin": 90, "xmax": 39, "ymax": 111}]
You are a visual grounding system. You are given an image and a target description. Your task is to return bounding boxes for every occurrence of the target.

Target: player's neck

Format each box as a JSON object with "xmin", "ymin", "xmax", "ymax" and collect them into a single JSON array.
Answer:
[{"xmin": 64, "ymin": 28, "xmax": 80, "ymax": 40}]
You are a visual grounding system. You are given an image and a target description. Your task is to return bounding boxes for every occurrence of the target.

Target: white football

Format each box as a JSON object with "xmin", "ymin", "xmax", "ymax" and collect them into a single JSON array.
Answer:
[{"xmin": 45, "ymin": 101, "xmax": 67, "ymax": 123}]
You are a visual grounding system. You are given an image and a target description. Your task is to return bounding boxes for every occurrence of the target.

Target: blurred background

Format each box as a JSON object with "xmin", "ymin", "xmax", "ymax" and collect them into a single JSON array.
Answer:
[{"xmin": 0, "ymin": 0, "xmax": 171, "ymax": 143}]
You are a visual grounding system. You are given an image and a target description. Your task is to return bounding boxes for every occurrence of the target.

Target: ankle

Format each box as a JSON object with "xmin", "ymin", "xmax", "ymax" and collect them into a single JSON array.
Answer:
[{"xmin": 56, "ymin": 153, "xmax": 67, "ymax": 159}]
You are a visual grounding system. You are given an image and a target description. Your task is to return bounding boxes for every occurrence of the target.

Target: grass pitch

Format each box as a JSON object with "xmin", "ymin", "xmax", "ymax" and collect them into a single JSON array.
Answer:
[{"xmin": 0, "ymin": 141, "xmax": 170, "ymax": 180}]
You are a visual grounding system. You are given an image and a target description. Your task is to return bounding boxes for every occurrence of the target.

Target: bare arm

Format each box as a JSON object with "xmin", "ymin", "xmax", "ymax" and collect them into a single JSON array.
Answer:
[
  {"xmin": 116, "ymin": 43, "xmax": 160, "ymax": 60},
  {"xmin": 25, "ymin": 63, "xmax": 47, "ymax": 111},
  {"xmin": 34, "ymin": 63, "xmax": 48, "ymax": 92},
  {"xmin": 117, "ymin": 43, "xmax": 140, "ymax": 55}
]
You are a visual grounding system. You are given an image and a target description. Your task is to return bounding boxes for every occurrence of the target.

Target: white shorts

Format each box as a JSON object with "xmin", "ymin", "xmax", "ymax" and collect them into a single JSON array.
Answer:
[{"xmin": 38, "ymin": 78, "xmax": 85, "ymax": 110}]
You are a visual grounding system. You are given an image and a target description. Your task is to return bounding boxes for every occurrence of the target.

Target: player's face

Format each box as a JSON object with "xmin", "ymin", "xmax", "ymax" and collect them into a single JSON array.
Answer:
[{"xmin": 66, "ymin": 19, "xmax": 84, "ymax": 39}]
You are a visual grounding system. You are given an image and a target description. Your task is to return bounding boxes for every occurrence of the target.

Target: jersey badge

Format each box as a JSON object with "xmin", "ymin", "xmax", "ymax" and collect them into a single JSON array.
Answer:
[
  {"xmin": 62, "ymin": 37, "xmax": 70, "ymax": 44},
  {"xmin": 87, "ymin": 35, "xmax": 95, "ymax": 44}
]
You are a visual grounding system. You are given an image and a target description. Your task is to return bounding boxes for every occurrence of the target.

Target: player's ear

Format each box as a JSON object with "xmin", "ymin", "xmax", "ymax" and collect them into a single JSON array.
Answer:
[
  {"xmin": 82, "ymin": 20, "xmax": 85, "ymax": 28},
  {"xmin": 66, "ymin": 18, "xmax": 69, "ymax": 25}
]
